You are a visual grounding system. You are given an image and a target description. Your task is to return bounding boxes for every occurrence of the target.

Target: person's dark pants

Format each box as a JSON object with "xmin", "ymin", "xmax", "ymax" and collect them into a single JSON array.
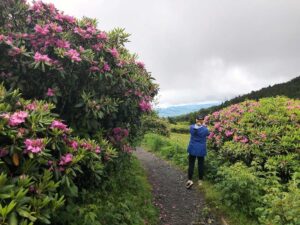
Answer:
[{"xmin": 188, "ymin": 154, "xmax": 204, "ymax": 180}]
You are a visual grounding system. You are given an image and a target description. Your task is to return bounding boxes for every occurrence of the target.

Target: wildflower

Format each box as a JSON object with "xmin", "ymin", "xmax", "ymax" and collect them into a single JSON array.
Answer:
[
  {"xmin": 46, "ymin": 88, "xmax": 55, "ymax": 96},
  {"xmin": 24, "ymin": 138, "xmax": 45, "ymax": 154},
  {"xmin": 9, "ymin": 111, "xmax": 28, "ymax": 126},
  {"xmin": 65, "ymin": 49, "xmax": 81, "ymax": 62},
  {"xmin": 59, "ymin": 153, "xmax": 73, "ymax": 166},
  {"xmin": 55, "ymin": 39, "xmax": 70, "ymax": 49},
  {"xmin": 34, "ymin": 52, "xmax": 52, "ymax": 63}
]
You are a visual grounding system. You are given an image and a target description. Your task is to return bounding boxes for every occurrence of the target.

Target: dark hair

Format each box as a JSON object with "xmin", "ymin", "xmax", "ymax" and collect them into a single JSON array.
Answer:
[{"xmin": 196, "ymin": 115, "xmax": 204, "ymax": 120}]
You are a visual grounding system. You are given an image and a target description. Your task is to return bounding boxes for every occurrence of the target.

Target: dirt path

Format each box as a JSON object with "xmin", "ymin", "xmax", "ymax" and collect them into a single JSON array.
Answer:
[{"xmin": 135, "ymin": 147, "xmax": 221, "ymax": 225}]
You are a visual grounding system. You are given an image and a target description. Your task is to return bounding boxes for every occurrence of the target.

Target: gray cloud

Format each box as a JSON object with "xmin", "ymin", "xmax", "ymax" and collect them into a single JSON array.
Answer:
[{"xmin": 44, "ymin": 0, "xmax": 300, "ymax": 106}]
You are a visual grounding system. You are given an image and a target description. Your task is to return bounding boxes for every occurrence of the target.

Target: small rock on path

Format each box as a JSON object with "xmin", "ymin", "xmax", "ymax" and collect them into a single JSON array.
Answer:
[{"xmin": 135, "ymin": 147, "xmax": 221, "ymax": 225}]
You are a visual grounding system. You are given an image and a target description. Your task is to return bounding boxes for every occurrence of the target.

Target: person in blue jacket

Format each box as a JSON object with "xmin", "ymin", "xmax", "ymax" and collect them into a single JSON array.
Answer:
[{"xmin": 186, "ymin": 114, "xmax": 209, "ymax": 189}]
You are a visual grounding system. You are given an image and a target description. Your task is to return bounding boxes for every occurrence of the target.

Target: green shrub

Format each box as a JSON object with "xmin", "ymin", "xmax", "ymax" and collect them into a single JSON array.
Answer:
[
  {"xmin": 141, "ymin": 113, "xmax": 170, "ymax": 137},
  {"xmin": 216, "ymin": 162, "xmax": 263, "ymax": 216},
  {"xmin": 257, "ymin": 173, "xmax": 300, "ymax": 225}
]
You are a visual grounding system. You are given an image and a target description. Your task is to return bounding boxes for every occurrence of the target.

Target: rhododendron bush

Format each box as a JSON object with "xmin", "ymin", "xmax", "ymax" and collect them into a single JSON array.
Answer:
[
  {"xmin": 0, "ymin": 0, "xmax": 158, "ymax": 139},
  {"xmin": 0, "ymin": 85, "xmax": 119, "ymax": 224},
  {"xmin": 205, "ymin": 97, "xmax": 300, "ymax": 224}
]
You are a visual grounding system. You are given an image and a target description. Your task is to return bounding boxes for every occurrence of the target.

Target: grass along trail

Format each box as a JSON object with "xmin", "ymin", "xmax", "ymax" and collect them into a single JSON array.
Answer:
[{"xmin": 135, "ymin": 147, "xmax": 221, "ymax": 225}]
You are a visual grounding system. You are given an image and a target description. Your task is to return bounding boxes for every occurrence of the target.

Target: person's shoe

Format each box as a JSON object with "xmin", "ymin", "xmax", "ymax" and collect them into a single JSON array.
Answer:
[
  {"xmin": 198, "ymin": 180, "xmax": 203, "ymax": 186},
  {"xmin": 186, "ymin": 180, "xmax": 193, "ymax": 189}
]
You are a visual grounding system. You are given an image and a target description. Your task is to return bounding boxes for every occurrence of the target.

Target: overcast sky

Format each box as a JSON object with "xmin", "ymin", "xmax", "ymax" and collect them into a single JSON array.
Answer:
[{"xmin": 44, "ymin": 0, "xmax": 300, "ymax": 107}]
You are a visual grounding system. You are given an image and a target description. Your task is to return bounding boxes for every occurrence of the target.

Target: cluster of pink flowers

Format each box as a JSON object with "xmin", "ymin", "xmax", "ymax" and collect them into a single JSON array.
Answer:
[
  {"xmin": 64, "ymin": 49, "xmax": 81, "ymax": 62},
  {"xmin": 139, "ymin": 100, "xmax": 152, "ymax": 112},
  {"xmin": 7, "ymin": 111, "xmax": 28, "ymax": 126},
  {"xmin": 135, "ymin": 61, "xmax": 145, "ymax": 69},
  {"xmin": 24, "ymin": 138, "xmax": 45, "ymax": 154},
  {"xmin": 50, "ymin": 120, "xmax": 69, "ymax": 132},
  {"xmin": 109, "ymin": 48, "xmax": 119, "ymax": 58},
  {"xmin": 34, "ymin": 24, "xmax": 50, "ymax": 35},
  {"xmin": 97, "ymin": 31, "xmax": 108, "ymax": 40},
  {"xmin": 112, "ymin": 127, "xmax": 129, "ymax": 142},
  {"xmin": 80, "ymin": 141, "xmax": 101, "ymax": 154},
  {"xmin": 34, "ymin": 52, "xmax": 52, "ymax": 64},
  {"xmin": 25, "ymin": 102, "xmax": 37, "ymax": 111},
  {"xmin": 59, "ymin": 153, "xmax": 73, "ymax": 166},
  {"xmin": 103, "ymin": 62, "xmax": 111, "ymax": 72},
  {"xmin": 56, "ymin": 39, "xmax": 70, "ymax": 49},
  {"xmin": 74, "ymin": 24, "xmax": 97, "ymax": 39},
  {"xmin": 46, "ymin": 88, "xmax": 55, "ymax": 96}
]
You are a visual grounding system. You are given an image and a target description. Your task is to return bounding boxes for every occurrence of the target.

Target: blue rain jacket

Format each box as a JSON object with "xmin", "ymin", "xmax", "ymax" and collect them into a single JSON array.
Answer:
[{"xmin": 187, "ymin": 124, "xmax": 210, "ymax": 157}]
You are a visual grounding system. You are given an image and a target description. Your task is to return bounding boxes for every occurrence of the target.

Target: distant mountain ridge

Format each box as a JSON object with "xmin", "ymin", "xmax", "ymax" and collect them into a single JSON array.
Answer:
[
  {"xmin": 173, "ymin": 75, "xmax": 300, "ymax": 122},
  {"xmin": 156, "ymin": 103, "xmax": 219, "ymax": 117}
]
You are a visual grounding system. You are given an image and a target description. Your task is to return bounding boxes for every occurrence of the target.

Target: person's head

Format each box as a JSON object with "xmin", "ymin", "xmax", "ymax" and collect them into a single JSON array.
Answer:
[{"xmin": 195, "ymin": 115, "xmax": 204, "ymax": 124}]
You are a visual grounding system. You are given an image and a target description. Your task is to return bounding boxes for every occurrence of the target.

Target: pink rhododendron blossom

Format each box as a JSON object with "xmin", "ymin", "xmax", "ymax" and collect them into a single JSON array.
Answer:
[
  {"xmin": 34, "ymin": 24, "xmax": 50, "ymax": 35},
  {"xmin": 9, "ymin": 111, "xmax": 28, "ymax": 126},
  {"xmin": 24, "ymin": 138, "xmax": 44, "ymax": 153},
  {"xmin": 208, "ymin": 132, "xmax": 214, "ymax": 139},
  {"xmin": 30, "ymin": 1, "xmax": 45, "ymax": 13},
  {"xmin": 79, "ymin": 46, "xmax": 85, "ymax": 52},
  {"xmin": 59, "ymin": 153, "xmax": 73, "ymax": 166},
  {"xmin": 214, "ymin": 122, "xmax": 221, "ymax": 129},
  {"xmin": 81, "ymin": 142, "xmax": 93, "ymax": 151},
  {"xmin": 90, "ymin": 66, "xmax": 100, "ymax": 72},
  {"xmin": 51, "ymin": 120, "xmax": 69, "ymax": 132},
  {"xmin": 103, "ymin": 62, "xmax": 110, "ymax": 72},
  {"xmin": 109, "ymin": 48, "xmax": 119, "ymax": 58},
  {"xmin": 34, "ymin": 52, "xmax": 52, "ymax": 63},
  {"xmin": 240, "ymin": 137, "xmax": 249, "ymax": 143},
  {"xmin": 49, "ymin": 23, "xmax": 63, "ymax": 32},
  {"xmin": 97, "ymin": 31, "xmax": 108, "ymax": 40},
  {"xmin": 65, "ymin": 49, "xmax": 81, "ymax": 62},
  {"xmin": 69, "ymin": 140, "xmax": 78, "ymax": 150},
  {"xmin": 56, "ymin": 39, "xmax": 70, "ymax": 49},
  {"xmin": 139, "ymin": 100, "xmax": 152, "ymax": 112},
  {"xmin": 46, "ymin": 88, "xmax": 55, "ymax": 96},
  {"xmin": 136, "ymin": 61, "xmax": 145, "ymax": 69},
  {"xmin": 92, "ymin": 43, "xmax": 103, "ymax": 51},
  {"xmin": 55, "ymin": 13, "xmax": 76, "ymax": 24},
  {"xmin": 25, "ymin": 102, "xmax": 37, "ymax": 111},
  {"xmin": 225, "ymin": 130, "xmax": 234, "ymax": 137},
  {"xmin": 95, "ymin": 146, "xmax": 101, "ymax": 153}
]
